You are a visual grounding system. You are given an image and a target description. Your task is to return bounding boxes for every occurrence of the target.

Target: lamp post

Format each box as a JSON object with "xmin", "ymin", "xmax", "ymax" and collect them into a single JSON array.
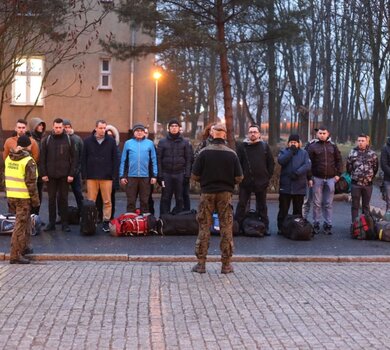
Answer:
[{"xmin": 153, "ymin": 71, "xmax": 162, "ymax": 134}]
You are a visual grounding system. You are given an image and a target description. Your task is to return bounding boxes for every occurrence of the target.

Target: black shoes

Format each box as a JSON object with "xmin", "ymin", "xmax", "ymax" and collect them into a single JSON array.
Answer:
[
  {"xmin": 10, "ymin": 256, "xmax": 30, "ymax": 264},
  {"xmin": 43, "ymin": 223, "xmax": 56, "ymax": 232},
  {"xmin": 102, "ymin": 221, "xmax": 110, "ymax": 232},
  {"xmin": 313, "ymin": 223, "xmax": 320, "ymax": 235},
  {"xmin": 62, "ymin": 224, "xmax": 71, "ymax": 232},
  {"xmin": 323, "ymin": 223, "xmax": 333, "ymax": 235}
]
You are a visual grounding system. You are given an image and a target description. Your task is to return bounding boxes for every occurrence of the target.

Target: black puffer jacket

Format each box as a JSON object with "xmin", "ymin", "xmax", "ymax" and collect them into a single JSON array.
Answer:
[
  {"xmin": 236, "ymin": 139, "xmax": 275, "ymax": 191},
  {"xmin": 307, "ymin": 140, "xmax": 342, "ymax": 179},
  {"xmin": 157, "ymin": 133, "xmax": 192, "ymax": 177},
  {"xmin": 381, "ymin": 138, "xmax": 390, "ymax": 181}
]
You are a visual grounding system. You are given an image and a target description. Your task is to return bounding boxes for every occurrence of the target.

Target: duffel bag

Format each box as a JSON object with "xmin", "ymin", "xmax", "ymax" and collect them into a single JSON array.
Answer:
[
  {"xmin": 110, "ymin": 213, "xmax": 157, "ymax": 236},
  {"xmin": 281, "ymin": 215, "xmax": 313, "ymax": 241},
  {"xmin": 68, "ymin": 206, "xmax": 80, "ymax": 225},
  {"xmin": 0, "ymin": 214, "xmax": 15, "ymax": 234},
  {"xmin": 351, "ymin": 213, "xmax": 377, "ymax": 240},
  {"xmin": 80, "ymin": 199, "xmax": 97, "ymax": 235},
  {"xmin": 241, "ymin": 210, "xmax": 266, "ymax": 237},
  {"xmin": 0, "ymin": 213, "xmax": 41, "ymax": 235},
  {"xmin": 158, "ymin": 210, "xmax": 198, "ymax": 235},
  {"xmin": 376, "ymin": 220, "xmax": 390, "ymax": 242}
]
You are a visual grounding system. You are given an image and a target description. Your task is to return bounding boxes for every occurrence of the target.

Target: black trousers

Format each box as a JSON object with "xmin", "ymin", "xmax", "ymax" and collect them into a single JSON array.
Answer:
[
  {"xmin": 47, "ymin": 177, "xmax": 69, "ymax": 225},
  {"xmin": 235, "ymin": 186, "xmax": 269, "ymax": 228},
  {"xmin": 160, "ymin": 172, "xmax": 184, "ymax": 215},
  {"xmin": 277, "ymin": 193, "xmax": 304, "ymax": 230},
  {"xmin": 351, "ymin": 184, "xmax": 373, "ymax": 222}
]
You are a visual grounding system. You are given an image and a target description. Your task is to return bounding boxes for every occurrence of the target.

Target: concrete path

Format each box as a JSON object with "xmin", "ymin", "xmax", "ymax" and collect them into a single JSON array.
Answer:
[{"xmin": 0, "ymin": 261, "xmax": 389, "ymax": 349}]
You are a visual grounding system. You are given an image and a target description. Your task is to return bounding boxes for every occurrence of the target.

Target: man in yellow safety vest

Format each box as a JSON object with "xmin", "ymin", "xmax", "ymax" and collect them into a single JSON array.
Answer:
[{"xmin": 4, "ymin": 135, "xmax": 40, "ymax": 264}]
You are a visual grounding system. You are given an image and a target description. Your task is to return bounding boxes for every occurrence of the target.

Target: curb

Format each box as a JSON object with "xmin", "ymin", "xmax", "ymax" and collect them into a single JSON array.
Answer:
[{"xmin": 2, "ymin": 253, "xmax": 390, "ymax": 263}]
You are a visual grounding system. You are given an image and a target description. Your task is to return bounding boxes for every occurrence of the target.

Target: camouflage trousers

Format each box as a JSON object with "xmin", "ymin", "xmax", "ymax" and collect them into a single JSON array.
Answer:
[
  {"xmin": 195, "ymin": 192, "xmax": 234, "ymax": 263},
  {"xmin": 8, "ymin": 198, "xmax": 32, "ymax": 260}
]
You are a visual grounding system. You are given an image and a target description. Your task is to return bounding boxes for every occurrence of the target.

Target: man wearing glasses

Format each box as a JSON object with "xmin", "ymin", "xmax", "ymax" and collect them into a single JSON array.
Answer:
[{"xmin": 235, "ymin": 125, "xmax": 275, "ymax": 235}]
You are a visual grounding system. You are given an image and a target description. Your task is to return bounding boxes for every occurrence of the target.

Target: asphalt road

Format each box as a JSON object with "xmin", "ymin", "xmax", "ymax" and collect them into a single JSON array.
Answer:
[{"xmin": 1, "ymin": 190, "xmax": 390, "ymax": 257}]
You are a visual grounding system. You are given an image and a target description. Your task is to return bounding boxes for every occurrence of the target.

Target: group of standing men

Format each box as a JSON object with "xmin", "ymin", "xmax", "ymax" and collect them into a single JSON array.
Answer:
[{"xmin": 2, "ymin": 116, "xmax": 386, "ymax": 270}]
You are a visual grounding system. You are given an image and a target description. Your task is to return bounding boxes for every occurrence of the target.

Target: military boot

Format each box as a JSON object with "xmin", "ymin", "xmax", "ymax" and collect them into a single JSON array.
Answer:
[
  {"xmin": 191, "ymin": 261, "xmax": 206, "ymax": 274},
  {"xmin": 221, "ymin": 263, "xmax": 234, "ymax": 274}
]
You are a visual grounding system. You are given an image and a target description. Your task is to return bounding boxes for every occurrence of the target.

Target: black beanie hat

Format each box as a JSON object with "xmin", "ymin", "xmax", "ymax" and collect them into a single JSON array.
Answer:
[
  {"xmin": 168, "ymin": 118, "xmax": 180, "ymax": 127},
  {"xmin": 17, "ymin": 135, "xmax": 31, "ymax": 147},
  {"xmin": 288, "ymin": 134, "xmax": 300, "ymax": 143}
]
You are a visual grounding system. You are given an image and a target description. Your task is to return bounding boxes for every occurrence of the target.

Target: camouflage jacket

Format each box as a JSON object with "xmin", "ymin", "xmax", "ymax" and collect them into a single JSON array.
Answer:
[{"xmin": 346, "ymin": 147, "xmax": 378, "ymax": 186}]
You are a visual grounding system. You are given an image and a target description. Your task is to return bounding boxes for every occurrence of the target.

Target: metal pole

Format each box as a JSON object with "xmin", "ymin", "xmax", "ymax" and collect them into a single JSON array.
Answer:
[{"xmin": 154, "ymin": 79, "xmax": 158, "ymax": 134}]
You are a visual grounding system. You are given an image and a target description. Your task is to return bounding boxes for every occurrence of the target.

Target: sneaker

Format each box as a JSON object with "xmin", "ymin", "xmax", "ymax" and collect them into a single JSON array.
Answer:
[
  {"xmin": 62, "ymin": 224, "xmax": 71, "ymax": 232},
  {"xmin": 313, "ymin": 223, "xmax": 320, "ymax": 235},
  {"xmin": 191, "ymin": 263, "xmax": 206, "ymax": 274},
  {"xmin": 221, "ymin": 263, "xmax": 234, "ymax": 274},
  {"xmin": 102, "ymin": 221, "xmax": 110, "ymax": 232},
  {"xmin": 323, "ymin": 223, "xmax": 332, "ymax": 235}
]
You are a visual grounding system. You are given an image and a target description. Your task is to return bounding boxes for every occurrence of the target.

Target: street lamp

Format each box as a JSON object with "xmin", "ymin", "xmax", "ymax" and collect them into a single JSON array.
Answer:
[{"xmin": 153, "ymin": 71, "xmax": 162, "ymax": 134}]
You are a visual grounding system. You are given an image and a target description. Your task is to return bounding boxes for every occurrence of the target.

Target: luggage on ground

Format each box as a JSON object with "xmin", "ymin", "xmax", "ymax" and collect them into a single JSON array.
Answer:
[
  {"xmin": 335, "ymin": 172, "xmax": 352, "ymax": 194},
  {"xmin": 30, "ymin": 214, "xmax": 42, "ymax": 236},
  {"xmin": 351, "ymin": 213, "xmax": 377, "ymax": 240},
  {"xmin": 376, "ymin": 220, "xmax": 390, "ymax": 242},
  {"xmin": 0, "ymin": 213, "xmax": 41, "ymax": 235},
  {"xmin": 109, "ymin": 212, "xmax": 157, "ymax": 236},
  {"xmin": 210, "ymin": 212, "xmax": 240, "ymax": 235},
  {"xmin": 241, "ymin": 210, "xmax": 266, "ymax": 237},
  {"xmin": 68, "ymin": 206, "xmax": 80, "ymax": 225},
  {"xmin": 80, "ymin": 199, "xmax": 97, "ymax": 235},
  {"xmin": 158, "ymin": 210, "xmax": 198, "ymax": 235},
  {"xmin": 281, "ymin": 215, "xmax": 313, "ymax": 240},
  {"xmin": 0, "ymin": 214, "xmax": 15, "ymax": 234}
]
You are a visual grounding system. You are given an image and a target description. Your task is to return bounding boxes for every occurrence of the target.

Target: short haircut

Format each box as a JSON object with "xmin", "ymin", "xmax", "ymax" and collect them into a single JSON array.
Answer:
[
  {"xmin": 249, "ymin": 124, "xmax": 260, "ymax": 132},
  {"xmin": 53, "ymin": 118, "xmax": 63, "ymax": 124},
  {"xmin": 96, "ymin": 119, "xmax": 107, "ymax": 127},
  {"xmin": 358, "ymin": 133, "xmax": 368, "ymax": 139},
  {"xmin": 16, "ymin": 119, "xmax": 27, "ymax": 125}
]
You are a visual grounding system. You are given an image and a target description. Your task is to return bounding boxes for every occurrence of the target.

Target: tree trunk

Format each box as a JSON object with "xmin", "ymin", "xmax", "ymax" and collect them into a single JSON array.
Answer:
[{"xmin": 216, "ymin": 0, "xmax": 234, "ymax": 148}]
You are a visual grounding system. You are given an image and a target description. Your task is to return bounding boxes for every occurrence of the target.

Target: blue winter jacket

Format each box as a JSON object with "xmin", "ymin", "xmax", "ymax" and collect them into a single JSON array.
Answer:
[
  {"xmin": 119, "ymin": 138, "xmax": 157, "ymax": 178},
  {"xmin": 278, "ymin": 147, "xmax": 311, "ymax": 195}
]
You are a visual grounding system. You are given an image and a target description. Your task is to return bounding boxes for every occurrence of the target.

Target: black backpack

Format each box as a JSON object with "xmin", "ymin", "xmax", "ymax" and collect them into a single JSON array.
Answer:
[
  {"xmin": 281, "ymin": 215, "xmax": 313, "ymax": 240},
  {"xmin": 241, "ymin": 210, "xmax": 266, "ymax": 237},
  {"xmin": 80, "ymin": 199, "xmax": 97, "ymax": 235},
  {"xmin": 68, "ymin": 206, "xmax": 80, "ymax": 225}
]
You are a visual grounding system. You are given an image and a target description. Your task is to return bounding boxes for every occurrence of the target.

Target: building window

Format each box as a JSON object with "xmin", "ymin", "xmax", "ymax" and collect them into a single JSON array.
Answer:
[
  {"xmin": 12, "ymin": 57, "xmax": 44, "ymax": 106},
  {"xmin": 99, "ymin": 58, "xmax": 112, "ymax": 90}
]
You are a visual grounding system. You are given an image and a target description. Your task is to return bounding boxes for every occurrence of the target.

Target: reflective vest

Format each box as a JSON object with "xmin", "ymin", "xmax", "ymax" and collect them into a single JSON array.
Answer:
[{"xmin": 5, "ymin": 155, "xmax": 37, "ymax": 199}]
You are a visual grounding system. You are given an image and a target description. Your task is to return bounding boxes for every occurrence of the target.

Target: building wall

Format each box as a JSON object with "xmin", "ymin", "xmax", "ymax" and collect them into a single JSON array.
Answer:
[{"xmin": 2, "ymin": 2, "xmax": 155, "ymax": 135}]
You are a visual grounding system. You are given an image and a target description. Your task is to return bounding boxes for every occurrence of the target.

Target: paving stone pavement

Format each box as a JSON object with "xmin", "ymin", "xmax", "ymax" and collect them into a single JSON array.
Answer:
[{"xmin": 1, "ymin": 261, "xmax": 390, "ymax": 350}]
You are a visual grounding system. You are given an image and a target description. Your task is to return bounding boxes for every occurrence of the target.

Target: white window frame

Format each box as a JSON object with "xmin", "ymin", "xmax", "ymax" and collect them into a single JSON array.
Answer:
[
  {"xmin": 98, "ymin": 58, "xmax": 112, "ymax": 90},
  {"xmin": 12, "ymin": 56, "xmax": 44, "ymax": 106}
]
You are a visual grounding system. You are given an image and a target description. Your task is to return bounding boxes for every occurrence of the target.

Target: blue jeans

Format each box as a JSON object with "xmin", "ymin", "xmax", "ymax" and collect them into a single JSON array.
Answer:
[
  {"xmin": 302, "ymin": 185, "xmax": 313, "ymax": 220},
  {"xmin": 312, "ymin": 176, "xmax": 336, "ymax": 226}
]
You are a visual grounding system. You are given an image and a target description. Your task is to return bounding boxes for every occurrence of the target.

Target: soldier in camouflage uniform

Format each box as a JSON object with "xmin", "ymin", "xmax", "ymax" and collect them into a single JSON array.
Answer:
[
  {"xmin": 191, "ymin": 124, "xmax": 243, "ymax": 274},
  {"xmin": 4, "ymin": 136, "xmax": 40, "ymax": 264},
  {"xmin": 346, "ymin": 134, "xmax": 378, "ymax": 223}
]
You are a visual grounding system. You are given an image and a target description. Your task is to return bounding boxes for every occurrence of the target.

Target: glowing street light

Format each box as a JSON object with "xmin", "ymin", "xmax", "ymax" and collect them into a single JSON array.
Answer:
[{"xmin": 153, "ymin": 71, "xmax": 162, "ymax": 134}]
